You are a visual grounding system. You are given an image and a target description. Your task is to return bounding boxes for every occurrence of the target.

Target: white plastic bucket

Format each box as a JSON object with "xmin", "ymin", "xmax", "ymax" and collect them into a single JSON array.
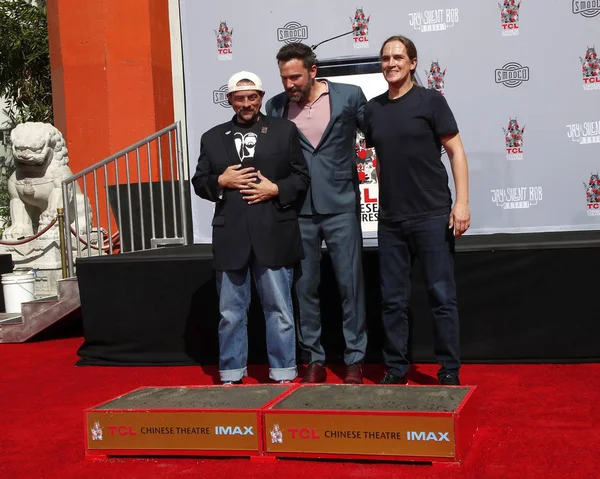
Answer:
[{"xmin": 2, "ymin": 271, "xmax": 36, "ymax": 314}]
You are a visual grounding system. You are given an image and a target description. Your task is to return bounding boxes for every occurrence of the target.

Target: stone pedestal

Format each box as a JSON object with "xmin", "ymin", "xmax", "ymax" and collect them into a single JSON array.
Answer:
[{"xmin": 0, "ymin": 232, "xmax": 84, "ymax": 298}]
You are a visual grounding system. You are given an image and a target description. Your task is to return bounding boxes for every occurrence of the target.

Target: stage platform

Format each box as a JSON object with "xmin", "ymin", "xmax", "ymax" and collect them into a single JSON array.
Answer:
[
  {"xmin": 75, "ymin": 232, "xmax": 600, "ymax": 366},
  {"xmin": 85, "ymin": 383, "xmax": 479, "ymax": 464}
]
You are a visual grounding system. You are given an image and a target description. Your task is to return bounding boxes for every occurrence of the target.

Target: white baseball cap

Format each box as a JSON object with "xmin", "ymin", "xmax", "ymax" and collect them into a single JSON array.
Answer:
[{"xmin": 227, "ymin": 71, "xmax": 264, "ymax": 94}]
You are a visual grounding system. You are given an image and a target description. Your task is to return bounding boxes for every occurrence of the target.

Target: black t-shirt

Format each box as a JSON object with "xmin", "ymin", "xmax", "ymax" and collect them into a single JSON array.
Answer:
[
  {"xmin": 364, "ymin": 85, "xmax": 459, "ymax": 222},
  {"xmin": 232, "ymin": 117, "xmax": 261, "ymax": 168}
]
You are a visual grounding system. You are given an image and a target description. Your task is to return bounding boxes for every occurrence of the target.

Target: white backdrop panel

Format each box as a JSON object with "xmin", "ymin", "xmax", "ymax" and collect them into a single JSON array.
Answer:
[{"xmin": 179, "ymin": 0, "xmax": 600, "ymax": 243}]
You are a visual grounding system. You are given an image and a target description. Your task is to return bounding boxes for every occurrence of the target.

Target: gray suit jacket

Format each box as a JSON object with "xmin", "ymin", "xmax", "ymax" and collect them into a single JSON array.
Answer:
[{"xmin": 266, "ymin": 80, "xmax": 367, "ymax": 215}]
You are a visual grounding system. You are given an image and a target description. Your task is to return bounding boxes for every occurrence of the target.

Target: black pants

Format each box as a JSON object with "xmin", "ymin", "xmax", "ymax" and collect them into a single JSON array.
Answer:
[{"xmin": 378, "ymin": 214, "xmax": 460, "ymax": 378}]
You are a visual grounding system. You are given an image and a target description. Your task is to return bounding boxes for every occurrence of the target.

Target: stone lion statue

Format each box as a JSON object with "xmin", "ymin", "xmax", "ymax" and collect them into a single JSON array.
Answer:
[{"xmin": 2, "ymin": 122, "xmax": 91, "ymax": 240}]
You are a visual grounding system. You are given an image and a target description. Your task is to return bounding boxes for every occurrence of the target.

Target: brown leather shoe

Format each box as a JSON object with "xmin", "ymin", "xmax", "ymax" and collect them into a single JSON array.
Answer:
[
  {"xmin": 344, "ymin": 364, "xmax": 363, "ymax": 384},
  {"xmin": 302, "ymin": 361, "xmax": 326, "ymax": 383}
]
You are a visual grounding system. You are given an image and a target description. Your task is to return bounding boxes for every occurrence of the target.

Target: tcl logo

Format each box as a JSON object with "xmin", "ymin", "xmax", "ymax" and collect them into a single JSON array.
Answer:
[
  {"xmin": 584, "ymin": 77, "xmax": 600, "ymax": 83},
  {"xmin": 288, "ymin": 428, "xmax": 320, "ymax": 439},
  {"xmin": 353, "ymin": 36, "xmax": 368, "ymax": 42},
  {"xmin": 108, "ymin": 425, "xmax": 136, "ymax": 436},
  {"xmin": 587, "ymin": 203, "xmax": 599, "ymax": 209},
  {"xmin": 406, "ymin": 431, "xmax": 450, "ymax": 442},
  {"xmin": 502, "ymin": 23, "xmax": 519, "ymax": 30},
  {"xmin": 506, "ymin": 147, "xmax": 523, "ymax": 154}
]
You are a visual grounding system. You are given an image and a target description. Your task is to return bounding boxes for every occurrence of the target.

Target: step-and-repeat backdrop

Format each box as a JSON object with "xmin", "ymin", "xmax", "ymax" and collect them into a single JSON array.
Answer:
[{"xmin": 179, "ymin": 0, "xmax": 600, "ymax": 243}]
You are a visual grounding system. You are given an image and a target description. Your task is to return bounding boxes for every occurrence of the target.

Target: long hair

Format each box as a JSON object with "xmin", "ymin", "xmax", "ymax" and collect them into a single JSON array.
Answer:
[{"xmin": 379, "ymin": 35, "xmax": 418, "ymax": 84}]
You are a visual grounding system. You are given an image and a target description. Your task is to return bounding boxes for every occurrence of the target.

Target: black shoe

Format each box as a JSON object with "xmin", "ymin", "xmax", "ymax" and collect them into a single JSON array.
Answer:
[
  {"xmin": 379, "ymin": 372, "xmax": 408, "ymax": 385},
  {"xmin": 222, "ymin": 379, "xmax": 243, "ymax": 385},
  {"xmin": 439, "ymin": 374, "xmax": 460, "ymax": 385}
]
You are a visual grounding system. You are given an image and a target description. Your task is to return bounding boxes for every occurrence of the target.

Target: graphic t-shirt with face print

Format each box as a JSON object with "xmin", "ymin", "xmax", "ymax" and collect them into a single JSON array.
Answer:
[{"xmin": 232, "ymin": 118, "xmax": 261, "ymax": 168}]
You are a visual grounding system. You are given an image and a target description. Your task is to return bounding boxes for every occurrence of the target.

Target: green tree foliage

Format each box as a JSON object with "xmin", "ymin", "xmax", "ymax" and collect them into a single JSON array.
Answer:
[
  {"xmin": 0, "ymin": 0, "xmax": 51, "ymax": 234},
  {"xmin": 0, "ymin": 0, "xmax": 52, "ymax": 126}
]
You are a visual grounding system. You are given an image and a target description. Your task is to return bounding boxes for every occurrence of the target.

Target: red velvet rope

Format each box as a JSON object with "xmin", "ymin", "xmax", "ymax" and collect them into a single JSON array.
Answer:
[
  {"xmin": 0, "ymin": 218, "xmax": 59, "ymax": 246},
  {"xmin": 69, "ymin": 227, "xmax": 120, "ymax": 251},
  {"xmin": 0, "ymin": 216, "xmax": 119, "ymax": 253}
]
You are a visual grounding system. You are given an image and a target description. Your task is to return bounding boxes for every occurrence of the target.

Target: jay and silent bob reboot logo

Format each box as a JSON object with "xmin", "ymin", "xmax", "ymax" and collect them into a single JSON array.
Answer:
[
  {"xmin": 567, "ymin": 120, "xmax": 600, "ymax": 145},
  {"xmin": 409, "ymin": 7, "xmax": 459, "ymax": 32},
  {"xmin": 491, "ymin": 186, "xmax": 543, "ymax": 210}
]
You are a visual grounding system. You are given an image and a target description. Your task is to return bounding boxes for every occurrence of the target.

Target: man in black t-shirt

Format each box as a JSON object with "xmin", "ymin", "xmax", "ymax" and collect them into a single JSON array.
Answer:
[{"xmin": 364, "ymin": 36, "xmax": 471, "ymax": 386}]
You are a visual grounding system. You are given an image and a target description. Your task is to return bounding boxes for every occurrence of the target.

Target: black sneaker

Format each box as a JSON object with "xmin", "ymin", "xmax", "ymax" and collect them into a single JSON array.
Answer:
[
  {"xmin": 222, "ymin": 380, "xmax": 243, "ymax": 386},
  {"xmin": 439, "ymin": 374, "xmax": 460, "ymax": 386},
  {"xmin": 379, "ymin": 372, "xmax": 408, "ymax": 385}
]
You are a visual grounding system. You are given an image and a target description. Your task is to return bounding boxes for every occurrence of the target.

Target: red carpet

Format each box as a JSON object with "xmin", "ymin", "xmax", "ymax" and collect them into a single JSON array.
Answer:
[{"xmin": 1, "ymin": 336, "xmax": 599, "ymax": 478}]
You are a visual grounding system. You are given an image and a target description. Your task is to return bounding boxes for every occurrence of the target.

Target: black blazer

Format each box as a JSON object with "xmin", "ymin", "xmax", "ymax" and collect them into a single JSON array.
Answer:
[{"xmin": 192, "ymin": 114, "xmax": 310, "ymax": 271}]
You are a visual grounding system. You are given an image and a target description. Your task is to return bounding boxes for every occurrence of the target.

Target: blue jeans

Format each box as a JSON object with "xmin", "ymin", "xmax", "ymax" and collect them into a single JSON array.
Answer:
[
  {"xmin": 216, "ymin": 257, "xmax": 297, "ymax": 382},
  {"xmin": 378, "ymin": 214, "xmax": 460, "ymax": 379}
]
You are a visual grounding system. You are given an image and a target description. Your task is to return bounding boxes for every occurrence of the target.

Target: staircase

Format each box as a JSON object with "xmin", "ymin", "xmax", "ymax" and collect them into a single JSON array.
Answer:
[
  {"xmin": 0, "ymin": 278, "xmax": 80, "ymax": 343},
  {"xmin": 0, "ymin": 123, "xmax": 188, "ymax": 343}
]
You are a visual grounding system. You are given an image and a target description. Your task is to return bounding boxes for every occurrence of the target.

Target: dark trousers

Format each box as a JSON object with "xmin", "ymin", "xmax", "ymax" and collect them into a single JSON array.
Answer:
[
  {"xmin": 295, "ymin": 213, "xmax": 367, "ymax": 365},
  {"xmin": 378, "ymin": 213, "xmax": 460, "ymax": 378}
]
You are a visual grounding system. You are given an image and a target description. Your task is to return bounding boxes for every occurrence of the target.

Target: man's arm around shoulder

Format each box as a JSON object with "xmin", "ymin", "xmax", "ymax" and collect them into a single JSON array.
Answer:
[
  {"xmin": 265, "ymin": 98, "xmax": 274, "ymax": 116},
  {"xmin": 274, "ymin": 123, "xmax": 309, "ymax": 208},
  {"xmin": 334, "ymin": 81, "xmax": 368, "ymax": 133},
  {"xmin": 265, "ymin": 93, "xmax": 285, "ymax": 117},
  {"xmin": 353, "ymin": 84, "xmax": 368, "ymax": 134}
]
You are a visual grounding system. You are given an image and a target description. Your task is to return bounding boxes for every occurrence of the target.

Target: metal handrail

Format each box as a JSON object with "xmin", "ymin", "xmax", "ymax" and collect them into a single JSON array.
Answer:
[
  {"xmin": 61, "ymin": 121, "xmax": 190, "ymax": 277},
  {"xmin": 65, "ymin": 123, "xmax": 181, "ymax": 181}
]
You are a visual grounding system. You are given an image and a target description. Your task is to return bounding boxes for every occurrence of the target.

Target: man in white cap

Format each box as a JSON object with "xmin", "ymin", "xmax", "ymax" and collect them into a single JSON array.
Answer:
[{"xmin": 192, "ymin": 71, "xmax": 310, "ymax": 385}]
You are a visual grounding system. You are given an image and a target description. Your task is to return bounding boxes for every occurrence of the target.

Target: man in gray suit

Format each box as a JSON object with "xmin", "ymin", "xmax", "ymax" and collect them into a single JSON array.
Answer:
[{"xmin": 266, "ymin": 43, "xmax": 367, "ymax": 384}]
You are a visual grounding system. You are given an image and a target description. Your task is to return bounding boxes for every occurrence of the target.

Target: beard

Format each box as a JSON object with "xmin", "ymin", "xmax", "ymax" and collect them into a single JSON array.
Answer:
[
  {"xmin": 236, "ymin": 108, "xmax": 260, "ymax": 124},
  {"xmin": 286, "ymin": 81, "xmax": 312, "ymax": 103}
]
